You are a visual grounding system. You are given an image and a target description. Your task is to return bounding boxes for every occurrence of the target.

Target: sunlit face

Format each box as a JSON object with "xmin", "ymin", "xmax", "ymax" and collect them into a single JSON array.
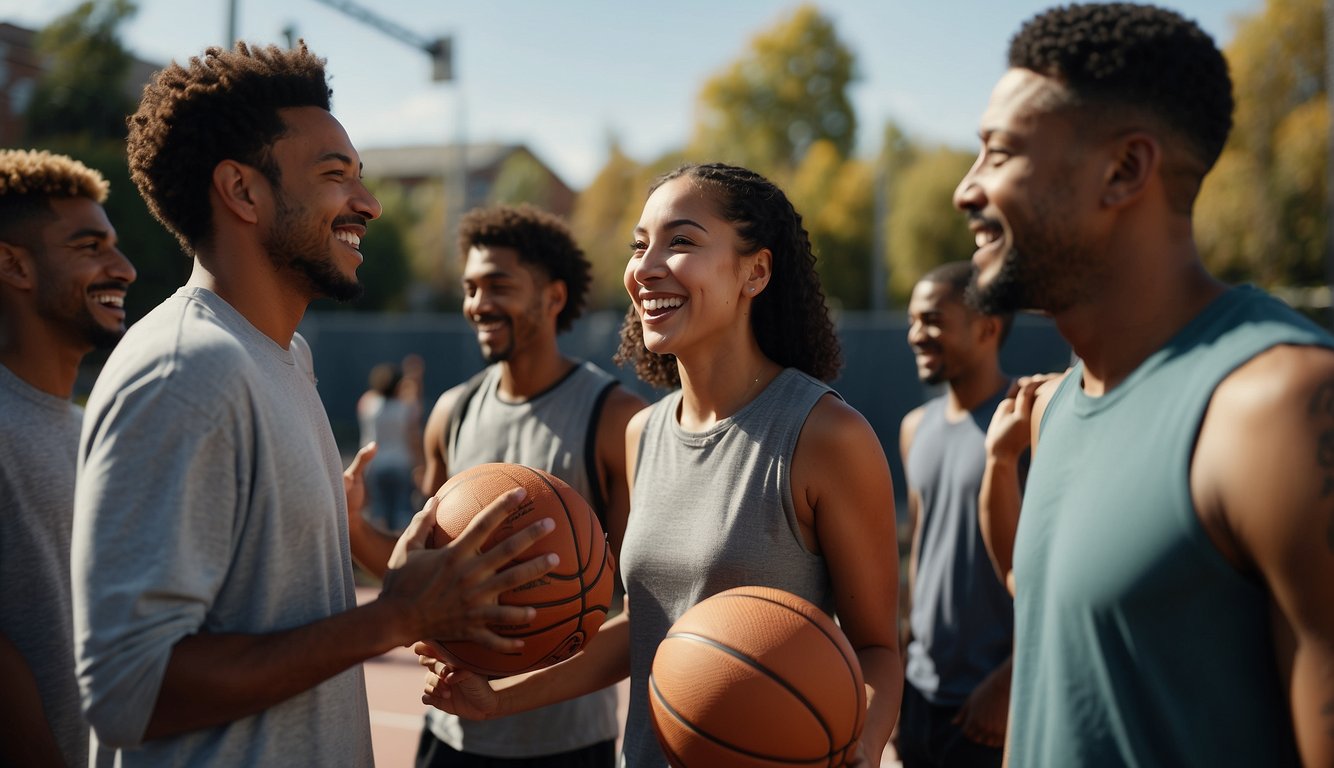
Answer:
[
  {"xmin": 953, "ymin": 68, "xmax": 1104, "ymax": 315},
  {"xmin": 261, "ymin": 106, "xmax": 382, "ymax": 302},
  {"xmin": 30, "ymin": 196, "xmax": 136, "ymax": 351},
  {"xmin": 461, "ymin": 244, "xmax": 560, "ymax": 363},
  {"xmin": 906, "ymin": 279, "xmax": 986, "ymax": 386},
  {"xmin": 625, "ymin": 177, "xmax": 760, "ymax": 359}
]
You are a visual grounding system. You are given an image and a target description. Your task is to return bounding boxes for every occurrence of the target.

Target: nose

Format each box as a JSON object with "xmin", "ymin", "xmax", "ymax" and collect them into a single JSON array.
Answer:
[
  {"xmin": 907, "ymin": 318, "xmax": 925, "ymax": 346},
  {"xmin": 628, "ymin": 242, "xmax": 668, "ymax": 289},
  {"xmin": 109, "ymin": 246, "xmax": 137, "ymax": 285},
  {"xmin": 353, "ymin": 179, "xmax": 382, "ymax": 221},
  {"xmin": 953, "ymin": 158, "xmax": 984, "ymax": 213}
]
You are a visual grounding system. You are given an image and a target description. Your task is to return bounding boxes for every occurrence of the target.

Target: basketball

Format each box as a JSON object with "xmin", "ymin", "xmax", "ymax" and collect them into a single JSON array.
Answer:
[
  {"xmin": 648, "ymin": 586, "xmax": 866, "ymax": 768},
  {"xmin": 431, "ymin": 462, "xmax": 615, "ymax": 676}
]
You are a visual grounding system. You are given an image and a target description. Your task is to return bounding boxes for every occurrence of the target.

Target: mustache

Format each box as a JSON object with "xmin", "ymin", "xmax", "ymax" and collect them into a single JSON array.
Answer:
[
  {"xmin": 967, "ymin": 211, "xmax": 1001, "ymax": 230},
  {"xmin": 87, "ymin": 280, "xmax": 131, "ymax": 294},
  {"xmin": 332, "ymin": 214, "xmax": 368, "ymax": 229}
]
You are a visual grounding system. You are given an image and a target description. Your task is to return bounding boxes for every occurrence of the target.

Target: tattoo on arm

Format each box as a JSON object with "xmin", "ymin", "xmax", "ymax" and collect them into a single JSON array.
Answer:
[{"xmin": 1309, "ymin": 381, "xmax": 1334, "ymax": 550}]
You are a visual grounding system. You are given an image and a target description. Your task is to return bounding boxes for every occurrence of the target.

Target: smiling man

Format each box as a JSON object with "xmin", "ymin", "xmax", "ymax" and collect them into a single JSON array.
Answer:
[
  {"xmin": 957, "ymin": 4, "xmax": 1334, "ymax": 766},
  {"xmin": 0, "ymin": 149, "xmax": 135, "ymax": 767},
  {"xmin": 71, "ymin": 43, "xmax": 558, "ymax": 766}
]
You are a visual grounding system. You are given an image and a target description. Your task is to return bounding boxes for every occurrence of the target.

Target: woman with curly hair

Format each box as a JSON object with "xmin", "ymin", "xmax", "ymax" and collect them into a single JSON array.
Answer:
[{"xmin": 422, "ymin": 163, "xmax": 901, "ymax": 767}]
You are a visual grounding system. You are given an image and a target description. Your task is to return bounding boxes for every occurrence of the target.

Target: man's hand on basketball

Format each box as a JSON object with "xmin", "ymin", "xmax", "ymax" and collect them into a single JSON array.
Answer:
[
  {"xmin": 415, "ymin": 640, "xmax": 502, "ymax": 720},
  {"xmin": 379, "ymin": 488, "xmax": 558, "ymax": 649}
]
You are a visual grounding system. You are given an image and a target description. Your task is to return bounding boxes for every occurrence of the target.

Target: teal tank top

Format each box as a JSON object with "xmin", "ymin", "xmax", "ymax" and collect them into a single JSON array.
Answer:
[{"xmin": 1010, "ymin": 286, "xmax": 1331, "ymax": 767}]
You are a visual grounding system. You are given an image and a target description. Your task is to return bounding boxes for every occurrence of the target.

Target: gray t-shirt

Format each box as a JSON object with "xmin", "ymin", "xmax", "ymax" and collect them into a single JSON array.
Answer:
[
  {"xmin": 72, "ymin": 287, "xmax": 372, "ymax": 766},
  {"xmin": 430, "ymin": 361, "xmax": 620, "ymax": 757},
  {"xmin": 0, "ymin": 363, "xmax": 88, "ymax": 767},
  {"xmin": 620, "ymin": 368, "xmax": 836, "ymax": 767}
]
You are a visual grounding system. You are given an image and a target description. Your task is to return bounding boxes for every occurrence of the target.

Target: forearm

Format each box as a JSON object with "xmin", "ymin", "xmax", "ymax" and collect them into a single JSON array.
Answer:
[
  {"xmin": 145, "ymin": 599, "xmax": 406, "ymax": 741},
  {"xmin": 347, "ymin": 513, "xmax": 399, "ymax": 579},
  {"xmin": 493, "ymin": 612, "xmax": 630, "ymax": 717},
  {"xmin": 979, "ymin": 453, "xmax": 1022, "ymax": 591},
  {"xmin": 0, "ymin": 632, "xmax": 64, "ymax": 765},
  {"xmin": 1291, "ymin": 640, "xmax": 1334, "ymax": 766},
  {"xmin": 856, "ymin": 644, "xmax": 903, "ymax": 764}
]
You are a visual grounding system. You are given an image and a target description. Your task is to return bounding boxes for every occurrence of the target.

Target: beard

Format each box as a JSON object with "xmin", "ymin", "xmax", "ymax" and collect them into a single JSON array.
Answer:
[
  {"xmin": 34, "ymin": 266, "xmax": 128, "ymax": 351},
  {"xmin": 264, "ymin": 189, "xmax": 363, "ymax": 303},
  {"xmin": 966, "ymin": 194, "xmax": 1093, "ymax": 316}
]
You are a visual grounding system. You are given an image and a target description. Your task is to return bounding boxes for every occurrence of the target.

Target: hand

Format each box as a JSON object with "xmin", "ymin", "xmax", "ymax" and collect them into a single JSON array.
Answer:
[
  {"xmin": 379, "ymin": 488, "xmax": 558, "ymax": 651},
  {"xmin": 985, "ymin": 375, "xmax": 1052, "ymax": 461},
  {"xmin": 952, "ymin": 664, "xmax": 1010, "ymax": 748},
  {"xmin": 416, "ymin": 640, "xmax": 502, "ymax": 720},
  {"xmin": 343, "ymin": 442, "xmax": 378, "ymax": 528},
  {"xmin": 841, "ymin": 741, "xmax": 870, "ymax": 767}
]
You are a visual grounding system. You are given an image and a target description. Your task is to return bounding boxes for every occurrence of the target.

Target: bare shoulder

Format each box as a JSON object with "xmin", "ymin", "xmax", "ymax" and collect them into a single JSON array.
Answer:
[
  {"xmin": 899, "ymin": 403, "xmax": 927, "ymax": 458},
  {"xmin": 423, "ymin": 380, "xmax": 472, "ymax": 437},
  {"xmin": 599, "ymin": 384, "xmax": 649, "ymax": 432},
  {"xmin": 1193, "ymin": 343, "xmax": 1334, "ymax": 567},
  {"xmin": 796, "ymin": 394, "xmax": 890, "ymax": 488}
]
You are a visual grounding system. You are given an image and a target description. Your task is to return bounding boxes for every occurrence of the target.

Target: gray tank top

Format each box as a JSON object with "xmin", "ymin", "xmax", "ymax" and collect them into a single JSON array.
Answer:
[
  {"xmin": 428, "ymin": 360, "xmax": 621, "ymax": 757},
  {"xmin": 620, "ymin": 368, "xmax": 836, "ymax": 767}
]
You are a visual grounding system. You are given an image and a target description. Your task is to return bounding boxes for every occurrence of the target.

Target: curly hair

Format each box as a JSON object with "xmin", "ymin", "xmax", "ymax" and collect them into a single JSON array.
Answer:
[
  {"xmin": 457, "ymin": 203, "xmax": 591, "ymax": 333},
  {"xmin": 0, "ymin": 149, "xmax": 108, "ymax": 246},
  {"xmin": 1008, "ymin": 3, "xmax": 1233, "ymax": 178},
  {"xmin": 614, "ymin": 163, "xmax": 842, "ymax": 389},
  {"xmin": 126, "ymin": 41, "xmax": 332, "ymax": 255}
]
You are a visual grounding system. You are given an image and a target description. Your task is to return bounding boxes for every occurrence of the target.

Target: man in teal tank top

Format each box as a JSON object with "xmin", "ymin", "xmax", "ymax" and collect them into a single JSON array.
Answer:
[{"xmin": 954, "ymin": 4, "xmax": 1334, "ymax": 766}]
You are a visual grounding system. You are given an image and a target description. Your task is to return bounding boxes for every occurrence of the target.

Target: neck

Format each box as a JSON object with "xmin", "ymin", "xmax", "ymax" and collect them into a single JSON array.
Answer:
[
  {"xmin": 675, "ymin": 337, "xmax": 780, "ymax": 431},
  {"xmin": 495, "ymin": 341, "xmax": 574, "ymax": 401},
  {"xmin": 0, "ymin": 323, "xmax": 86, "ymax": 399},
  {"xmin": 1052, "ymin": 247, "xmax": 1224, "ymax": 396},
  {"xmin": 944, "ymin": 363, "xmax": 1010, "ymax": 420},
  {"xmin": 189, "ymin": 240, "xmax": 309, "ymax": 348}
]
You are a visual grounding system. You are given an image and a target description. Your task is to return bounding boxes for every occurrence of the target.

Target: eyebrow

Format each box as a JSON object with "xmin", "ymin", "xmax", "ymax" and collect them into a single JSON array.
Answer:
[
  {"xmin": 634, "ymin": 218, "xmax": 709, "ymax": 235},
  {"xmin": 317, "ymin": 151, "xmax": 363, "ymax": 174},
  {"xmin": 64, "ymin": 227, "xmax": 111, "ymax": 242}
]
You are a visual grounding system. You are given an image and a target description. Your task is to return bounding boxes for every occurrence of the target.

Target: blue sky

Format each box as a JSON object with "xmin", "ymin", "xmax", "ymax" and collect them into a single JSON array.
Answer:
[{"xmin": 4, "ymin": 0, "xmax": 1261, "ymax": 188}]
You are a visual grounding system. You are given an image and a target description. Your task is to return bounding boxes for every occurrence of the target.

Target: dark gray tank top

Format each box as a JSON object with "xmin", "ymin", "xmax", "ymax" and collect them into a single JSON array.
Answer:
[
  {"xmin": 619, "ymin": 368, "xmax": 836, "ymax": 767},
  {"xmin": 430, "ymin": 360, "xmax": 621, "ymax": 757}
]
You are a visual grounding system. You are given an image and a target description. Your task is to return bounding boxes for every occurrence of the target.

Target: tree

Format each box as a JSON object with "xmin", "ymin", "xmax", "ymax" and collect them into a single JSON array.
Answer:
[
  {"xmin": 570, "ymin": 138, "xmax": 643, "ymax": 309},
  {"xmin": 885, "ymin": 146, "xmax": 977, "ymax": 303},
  {"xmin": 688, "ymin": 4, "xmax": 857, "ymax": 177},
  {"xmin": 25, "ymin": 0, "xmax": 139, "ymax": 143},
  {"xmin": 1195, "ymin": 0, "xmax": 1326, "ymax": 289},
  {"xmin": 788, "ymin": 140, "xmax": 874, "ymax": 309}
]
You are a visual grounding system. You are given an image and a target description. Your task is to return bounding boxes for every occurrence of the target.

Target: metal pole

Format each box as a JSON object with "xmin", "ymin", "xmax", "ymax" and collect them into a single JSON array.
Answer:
[{"xmin": 226, "ymin": 0, "xmax": 238, "ymax": 47}]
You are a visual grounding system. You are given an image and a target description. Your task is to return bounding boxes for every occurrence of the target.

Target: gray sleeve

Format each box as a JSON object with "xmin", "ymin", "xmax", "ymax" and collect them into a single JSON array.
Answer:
[{"xmin": 72, "ymin": 374, "xmax": 244, "ymax": 748}]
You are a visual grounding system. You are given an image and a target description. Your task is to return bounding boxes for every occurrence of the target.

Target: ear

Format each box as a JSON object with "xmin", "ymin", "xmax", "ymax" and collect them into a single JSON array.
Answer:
[
  {"xmin": 211, "ymin": 160, "xmax": 268, "ymax": 225},
  {"xmin": 743, "ymin": 248, "xmax": 773, "ymax": 298},
  {"xmin": 544, "ymin": 278, "xmax": 568, "ymax": 321},
  {"xmin": 974, "ymin": 312, "xmax": 1003, "ymax": 345},
  {"xmin": 0, "ymin": 241, "xmax": 35, "ymax": 291},
  {"xmin": 1101, "ymin": 132, "xmax": 1159, "ymax": 209}
]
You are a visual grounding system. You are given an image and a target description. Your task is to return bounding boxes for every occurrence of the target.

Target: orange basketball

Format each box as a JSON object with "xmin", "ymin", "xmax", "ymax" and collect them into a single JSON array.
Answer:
[
  {"xmin": 648, "ymin": 586, "xmax": 866, "ymax": 768},
  {"xmin": 431, "ymin": 462, "xmax": 615, "ymax": 676}
]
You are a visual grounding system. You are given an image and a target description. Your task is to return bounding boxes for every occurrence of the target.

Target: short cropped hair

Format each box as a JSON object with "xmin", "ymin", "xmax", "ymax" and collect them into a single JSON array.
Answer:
[
  {"xmin": 921, "ymin": 260, "xmax": 1014, "ymax": 345},
  {"xmin": 1009, "ymin": 3, "xmax": 1233, "ymax": 178},
  {"xmin": 458, "ymin": 204, "xmax": 591, "ymax": 333},
  {"xmin": 0, "ymin": 149, "xmax": 109, "ymax": 247},
  {"xmin": 127, "ymin": 41, "xmax": 331, "ymax": 254}
]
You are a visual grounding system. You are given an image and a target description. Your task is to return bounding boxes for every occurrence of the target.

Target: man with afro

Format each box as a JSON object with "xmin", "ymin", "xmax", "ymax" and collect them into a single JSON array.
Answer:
[{"xmin": 72, "ymin": 43, "xmax": 556, "ymax": 766}]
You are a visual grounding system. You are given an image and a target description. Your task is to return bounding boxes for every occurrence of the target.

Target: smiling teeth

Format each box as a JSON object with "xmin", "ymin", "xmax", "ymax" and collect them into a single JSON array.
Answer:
[
  {"xmin": 642, "ymin": 297, "xmax": 683, "ymax": 311},
  {"xmin": 975, "ymin": 231, "xmax": 999, "ymax": 248},
  {"xmin": 335, "ymin": 231, "xmax": 361, "ymax": 248},
  {"xmin": 92, "ymin": 293, "xmax": 124, "ymax": 308}
]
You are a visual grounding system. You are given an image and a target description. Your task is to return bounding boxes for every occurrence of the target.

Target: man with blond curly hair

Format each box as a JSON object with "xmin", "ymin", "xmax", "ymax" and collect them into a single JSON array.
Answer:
[
  {"xmin": 72, "ymin": 42, "xmax": 556, "ymax": 766},
  {"xmin": 0, "ymin": 148, "xmax": 135, "ymax": 767}
]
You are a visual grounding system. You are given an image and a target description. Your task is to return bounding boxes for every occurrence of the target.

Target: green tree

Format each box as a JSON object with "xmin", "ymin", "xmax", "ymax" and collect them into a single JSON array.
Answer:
[
  {"xmin": 25, "ymin": 0, "xmax": 138, "ymax": 143},
  {"xmin": 570, "ymin": 139, "xmax": 643, "ymax": 309},
  {"xmin": 1195, "ymin": 0, "xmax": 1326, "ymax": 288},
  {"xmin": 489, "ymin": 151, "xmax": 564, "ymax": 212},
  {"xmin": 689, "ymin": 4, "xmax": 857, "ymax": 177},
  {"xmin": 789, "ymin": 140, "xmax": 874, "ymax": 309},
  {"xmin": 885, "ymin": 146, "xmax": 976, "ymax": 303}
]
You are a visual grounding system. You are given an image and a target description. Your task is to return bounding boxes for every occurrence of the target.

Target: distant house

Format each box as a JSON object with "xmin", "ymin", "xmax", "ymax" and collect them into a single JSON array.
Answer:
[
  {"xmin": 360, "ymin": 142, "xmax": 576, "ymax": 218},
  {"xmin": 0, "ymin": 21, "xmax": 159, "ymax": 146}
]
